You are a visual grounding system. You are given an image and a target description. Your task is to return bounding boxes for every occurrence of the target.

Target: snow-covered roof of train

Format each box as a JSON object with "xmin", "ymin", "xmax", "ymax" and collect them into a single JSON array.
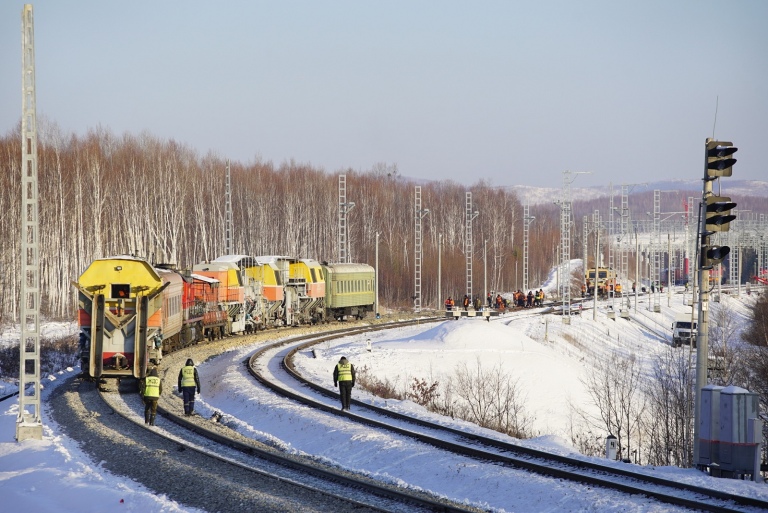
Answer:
[
  {"xmin": 213, "ymin": 254, "xmax": 295, "ymax": 266},
  {"xmin": 193, "ymin": 261, "xmax": 238, "ymax": 271},
  {"xmin": 254, "ymin": 255, "xmax": 293, "ymax": 264},
  {"xmin": 211, "ymin": 254, "xmax": 251, "ymax": 264},
  {"xmin": 323, "ymin": 262, "xmax": 375, "ymax": 272},
  {"xmin": 191, "ymin": 274, "xmax": 218, "ymax": 284}
]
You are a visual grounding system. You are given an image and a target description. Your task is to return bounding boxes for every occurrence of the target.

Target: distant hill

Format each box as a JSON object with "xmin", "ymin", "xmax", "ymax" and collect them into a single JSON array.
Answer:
[{"xmin": 511, "ymin": 179, "xmax": 768, "ymax": 206}]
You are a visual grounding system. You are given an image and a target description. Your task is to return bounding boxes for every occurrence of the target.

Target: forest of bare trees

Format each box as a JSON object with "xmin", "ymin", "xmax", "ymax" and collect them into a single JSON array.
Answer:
[{"xmin": 0, "ymin": 121, "xmax": 567, "ymax": 323}]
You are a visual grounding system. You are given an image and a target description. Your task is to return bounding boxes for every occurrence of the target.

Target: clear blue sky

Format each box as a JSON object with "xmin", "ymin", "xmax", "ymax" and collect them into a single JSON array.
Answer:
[{"xmin": 2, "ymin": 1, "xmax": 766, "ymax": 188}]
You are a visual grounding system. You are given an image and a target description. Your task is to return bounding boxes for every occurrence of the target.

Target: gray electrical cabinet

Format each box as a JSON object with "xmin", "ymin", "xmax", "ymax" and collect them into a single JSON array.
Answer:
[
  {"xmin": 698, "ymin": 384, "xmax": 723, "ymax": 466},
  {"xmin": 718, "ymin": 386, "xmax": 759, "ymax": 475}
]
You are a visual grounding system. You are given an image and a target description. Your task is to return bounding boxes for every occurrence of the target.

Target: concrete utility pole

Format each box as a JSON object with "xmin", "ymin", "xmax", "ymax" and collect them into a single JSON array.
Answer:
[
  {"xmin": 694, "ymin": 138, "xmax": 738, "ymax": 465},
  {"xmin": 17, "ymin": 4, "xmax": 43, "ymax": 441}
]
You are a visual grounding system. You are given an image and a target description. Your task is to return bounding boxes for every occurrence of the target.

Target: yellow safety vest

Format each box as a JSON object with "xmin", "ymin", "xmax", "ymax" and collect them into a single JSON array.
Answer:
[
  {"xmin": 336, "ymin": 363, "xmax": 353, "ymax": 382},
  {"xmin": 144, "ymin": 376, "xmax": 161, "ymax": 398},
  {"xmin": 180, "ymin": 366, "xmax": 196, "ymax": 387}
]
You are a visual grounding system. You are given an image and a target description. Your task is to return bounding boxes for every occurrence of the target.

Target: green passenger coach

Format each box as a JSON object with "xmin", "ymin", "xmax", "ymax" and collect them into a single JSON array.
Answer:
[{"xmin": 322, "ymin": 262, "xmax": 375, "ymax": 320}]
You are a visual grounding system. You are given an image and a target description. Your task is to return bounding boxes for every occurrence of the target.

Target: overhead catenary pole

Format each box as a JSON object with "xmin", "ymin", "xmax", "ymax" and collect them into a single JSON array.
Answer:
[
  {"xmin": 437, "ymin": 233, "xmax": 442, "ymax": 311},
  {"xmin": 635, "ymin": 230, "xmax": 639, "ymax": 314},
  {"xmin": 668, "ymin": 233, "xmax": 672, "ymax": 307},
  {"xmin": 558, "ymin": 170, "xmax": 589, "ymax": 322},
  {"xmin": 225, "ymin": 159, "xmax": 233, "ymax": 254},
  {"xmin": 338, "ymin": 175, "xmax": 355, "ymax": 263},
  {"xmin": 17, "ymin": 4, "xmax": 43, "ymax": 441},
  {"xmin": 414, "ymin": 186, "xmax": 429, "ymax": 312},
  {"xmin": 375, "ymin": 232, "xmax": 379, "ymax": 317},
  {"xmin": 483, "ymin": 239, "xmax": 488, "ymax": 304},
  {"xmin": 523, "ymin": 203, "xmax": 535, "ymax": 293},
  {"xmin": 593, "ymin": 210, "xmax": 599, "ymax": 321},
  {"xmin": 465, "ymin": 192, "xmax": 479, "ymax": 299}
]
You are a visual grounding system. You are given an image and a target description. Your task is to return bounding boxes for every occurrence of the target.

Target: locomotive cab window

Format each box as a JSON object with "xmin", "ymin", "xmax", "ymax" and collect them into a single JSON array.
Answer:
[{"xmin": 112, "ymin": 284, "xmax": 130, "ymax": 299}]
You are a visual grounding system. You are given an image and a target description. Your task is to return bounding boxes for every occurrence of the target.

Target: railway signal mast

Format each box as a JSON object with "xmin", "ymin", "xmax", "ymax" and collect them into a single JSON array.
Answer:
[
  {"xmin": 693, "ymin": 138, "xmax": 737, "ymax": 464},
  {"xmin": 17, "ymin": 4, "xmax": 43, "ymax": 441}
]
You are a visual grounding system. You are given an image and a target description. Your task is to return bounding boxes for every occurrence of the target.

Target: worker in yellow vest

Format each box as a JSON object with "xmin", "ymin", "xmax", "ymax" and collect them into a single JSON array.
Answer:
[
  {"xmin": 141, "ymin": 367, "xmax": 162, "ymax": 426},
  {"xmin": 333, "ymin": 356, "xmax": 356, "ymax": 411},
  {"xmin": 177, "ymin": 358, "xmax": 201, "ymax": 416}
]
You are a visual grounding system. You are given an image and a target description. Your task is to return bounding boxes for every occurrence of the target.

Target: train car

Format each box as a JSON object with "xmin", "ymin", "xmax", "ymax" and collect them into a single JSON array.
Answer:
[
  {"xmin": 248, "ymin": 257, "xmax": 285, "ymax": 328},
  {"xmin": 190, "ymin": 272, "xmax": 229, "ymax": 340},
  {"xmin": 322, "ymin": 262, "xmax": 375, "ymax": 320},
  {"xmin": 288, "ymin": 258, "xmax": 326, "ymax": 325},
  {"xmin": 585, "ymin": 267, "xmax": 617, "ymax": 297},
  {"xmin": 73, "ymin": 256, "xmax": 188, "ymax": 380},
  {"xmin": 211, "ymin": 255, "xmax": 286, "ymax": 330},
  {"xmin": 253, "ymin": 256, "xmax": 326, "ymax": 326},
  {"xmin": 192, "ymin": 259, "xmax": 247, "ymax": 338}
]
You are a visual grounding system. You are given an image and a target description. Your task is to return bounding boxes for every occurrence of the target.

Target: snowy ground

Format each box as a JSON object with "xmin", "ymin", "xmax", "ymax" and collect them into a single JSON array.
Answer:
[{"xmin": 1, "ymin": 281, "xmax": 767, "ymax": 512}]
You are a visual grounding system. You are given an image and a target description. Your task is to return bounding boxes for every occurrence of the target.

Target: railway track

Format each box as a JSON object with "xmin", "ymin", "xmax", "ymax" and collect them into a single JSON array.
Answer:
[
  {"xmin": 243, "ymin": 320, "xmax": 768, "ymax": 513},
  {"xmin": 49, "ymin": 314, "xmax": 767, "ymax": 511},
  {"xmin": 53, "ymin": 317, "xmax": 481, "ymax": 513}
]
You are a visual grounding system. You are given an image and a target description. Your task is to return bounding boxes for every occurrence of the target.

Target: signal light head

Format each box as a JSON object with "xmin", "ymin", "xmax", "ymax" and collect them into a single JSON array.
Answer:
[
  {"xmin": 705, "ymin": 195, "xmax": 737, "ymax": 233},
  {"xmin": 705, "ymin": 139, "xmax": 737, "ymax": 180},
  {"xmin": 702, "ymin": 245, "xmax": 731, "ymax": 270}
]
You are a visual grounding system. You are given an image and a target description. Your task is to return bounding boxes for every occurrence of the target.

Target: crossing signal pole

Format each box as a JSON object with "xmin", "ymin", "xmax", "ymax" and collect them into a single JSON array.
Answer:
[{"xmin": 693, "ymin": 138, "xmax": 738, "ymax": 465}]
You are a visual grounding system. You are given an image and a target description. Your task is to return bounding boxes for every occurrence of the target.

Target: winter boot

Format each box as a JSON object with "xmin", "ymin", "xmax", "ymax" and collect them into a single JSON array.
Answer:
[{"xmin": 149, "ymin": 414, "xmax": 156, "ymax": 426}]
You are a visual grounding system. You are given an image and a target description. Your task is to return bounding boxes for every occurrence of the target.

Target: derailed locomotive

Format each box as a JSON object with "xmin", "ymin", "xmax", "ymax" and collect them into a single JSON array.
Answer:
[{"xmin": 73, "ymin": 254, "xmax": 375, "ymax": 380}]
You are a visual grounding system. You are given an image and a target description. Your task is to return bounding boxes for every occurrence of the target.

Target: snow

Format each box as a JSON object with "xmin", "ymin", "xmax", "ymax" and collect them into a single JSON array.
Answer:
[
  {"xmin": 0, "ymin": 370, "xmax": 199, "ymax": 512},
  {"xmin": 1, "ymin": 279, "xmax": 767, "ymax": 512}
]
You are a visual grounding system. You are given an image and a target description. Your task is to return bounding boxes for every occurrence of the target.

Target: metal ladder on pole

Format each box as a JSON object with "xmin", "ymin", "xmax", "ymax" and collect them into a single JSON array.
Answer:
[
  {"xmin": 465, "ymin": 192, "xmax": 474, "ymax": 299},
  {"xmin": 338, "ymin": 175, "xmax": 347, "ymax": 263},
  {"xmin": 225, "ymin": 160, "xmax": 233, "ymax": 254},
  {"xmin": 523, "ymin": 203, "xmax": 530, "ymax": 293},
  {"xmin": 17, "ymin": 4, "xmax": 43, "ymax": 441},
  {"xmin": 620, "ymin": 186, "xmax": 629, "ymax": 286},
  {"xmin": 560, "ymin": 172, "xmax": 572, "ymax": 320},
  {"xmin": 652, "ymin": 190, "xmax": 661, "ymax": 312},
  {"xmin": 414, "ymin": 186, "xmax": 423, "ymax": 312}
]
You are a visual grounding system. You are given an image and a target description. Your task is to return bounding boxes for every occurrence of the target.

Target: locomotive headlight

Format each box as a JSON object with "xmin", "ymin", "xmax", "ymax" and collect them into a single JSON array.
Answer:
[{"xmin": 115, "ymin": 266, "xmax": 122, "ymax": 271}]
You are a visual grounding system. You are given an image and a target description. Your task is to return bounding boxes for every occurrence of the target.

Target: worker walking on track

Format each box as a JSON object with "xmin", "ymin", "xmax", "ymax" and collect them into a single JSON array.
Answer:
[
  {"xmin": 333, "ymin": 356, "xmax": 356, "ymax": 411},
  {"xmin": 177, "ymin": 358, "xmax": 201, "ymax": 416},
  {"xmin": 141, "ymin": 367, "xmax": 162, "ymax": 426}
]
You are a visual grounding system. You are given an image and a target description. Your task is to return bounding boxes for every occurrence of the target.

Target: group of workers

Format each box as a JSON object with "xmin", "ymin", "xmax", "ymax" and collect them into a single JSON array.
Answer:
[
  {"xmin": 139, "ymin": 358, "xmax": 202, "ymax": 427},
  {"xmin": 512, "ymin": 289, "xmax": 545, "ymax": 308},
  {"xmin": 443, "ymin": 289, "xmax": 546, "ymax": 311},
  {"xmin": 140, "ymin": 353, "xmax": 359, "ymax": 423}
]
